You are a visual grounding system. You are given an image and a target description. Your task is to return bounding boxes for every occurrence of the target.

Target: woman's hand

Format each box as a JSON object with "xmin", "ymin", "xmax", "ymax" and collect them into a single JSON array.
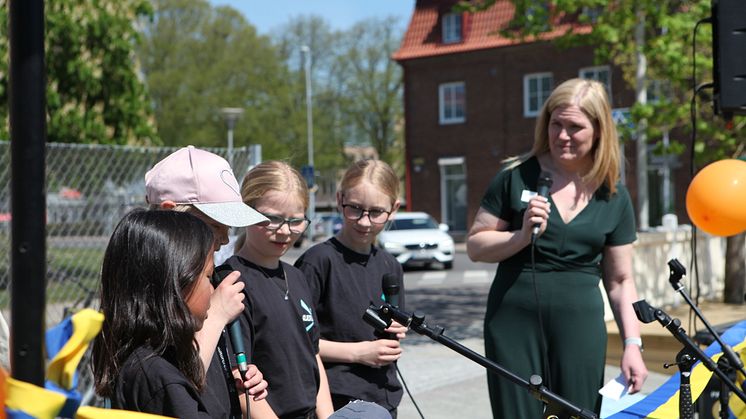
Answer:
[
  {"xmin": 521, "ymin": 196, "xmax": 551, "ymax": 240},
  {"xmin": 385, "ymin": 321, "xmax": 408, "ymax": 340},
  {"xmin": 353, "ymin": 340, "xmax": 403, "ymax": 367},
  {"xmin": 210, "ymin": 271, "xmax": 245, "ymax": 325},
  {"xmin": 621, "ymin": 345, "xmax": 648, "ymax": 394}
]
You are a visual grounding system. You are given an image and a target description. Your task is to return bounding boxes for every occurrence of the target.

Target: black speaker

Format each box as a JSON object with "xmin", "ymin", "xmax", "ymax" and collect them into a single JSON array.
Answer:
[{"xmin": 712, "ymin": 0, "xmax": 746, "ymax": 116}]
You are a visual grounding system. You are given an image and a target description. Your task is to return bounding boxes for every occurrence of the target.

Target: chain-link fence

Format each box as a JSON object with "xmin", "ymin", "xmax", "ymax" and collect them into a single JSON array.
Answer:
[{"xmin": 0, "ymin": 141, "xmax": 258, "ymax": 327}]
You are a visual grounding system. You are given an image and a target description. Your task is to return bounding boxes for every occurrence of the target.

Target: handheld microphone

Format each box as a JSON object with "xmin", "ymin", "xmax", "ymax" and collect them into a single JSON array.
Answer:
[
  {"xmin": 382, "ymin": 273, "xmax": 400, "ymax": 308},
  {"xmin": 213, "ymin": 265, "xmax": 249, "ymax": 379},
  {"xmin": 531, "ymin": 171, "xmax": 553, "ymax": 244}
]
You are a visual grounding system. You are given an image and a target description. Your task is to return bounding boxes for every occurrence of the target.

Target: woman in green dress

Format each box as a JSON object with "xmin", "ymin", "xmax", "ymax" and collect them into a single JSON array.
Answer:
[{"xmin": 467, "ymin": 78, "xmax": 648, "ymax": 418}]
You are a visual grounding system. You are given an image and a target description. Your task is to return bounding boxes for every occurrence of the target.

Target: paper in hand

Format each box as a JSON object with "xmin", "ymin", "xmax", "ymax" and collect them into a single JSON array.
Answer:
[{"xmin": 598, "ymin": 373, "xmax": 630, "ymax": 401}]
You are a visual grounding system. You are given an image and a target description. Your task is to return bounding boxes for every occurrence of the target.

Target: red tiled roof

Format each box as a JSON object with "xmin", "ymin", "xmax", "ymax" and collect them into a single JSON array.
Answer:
[{"xmin": 393, "ymin": 0, "xmax": 591, "ymax": 61}]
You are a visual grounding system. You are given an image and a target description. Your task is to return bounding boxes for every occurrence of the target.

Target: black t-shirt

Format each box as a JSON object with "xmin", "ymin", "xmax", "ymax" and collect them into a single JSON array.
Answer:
[
  {"xmin": 294, "ymin": 237, "xmax": 405, "ymax": 411},
  {"xmin": 203, "ymin": 333, "xmax": 241, "ymax": 419},
  {"xmin": 113, "ymin": 346, "xmax": 211, "ymax": 418},
  {"xmin": 222, "ymin": 256, "xmax": 320, "ymax": 419}
]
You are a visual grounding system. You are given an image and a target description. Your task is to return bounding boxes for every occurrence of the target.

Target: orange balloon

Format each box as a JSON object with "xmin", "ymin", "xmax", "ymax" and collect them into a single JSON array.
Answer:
[{"xmin": 686, "ymin": 159, "xmax": 746, "ymax": 236}]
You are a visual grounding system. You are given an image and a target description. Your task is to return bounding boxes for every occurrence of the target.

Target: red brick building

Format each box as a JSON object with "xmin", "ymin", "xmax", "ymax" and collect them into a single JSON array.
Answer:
[{"xmin": 394, "ymin": 0, "xmax": 690, "ymax": 238}]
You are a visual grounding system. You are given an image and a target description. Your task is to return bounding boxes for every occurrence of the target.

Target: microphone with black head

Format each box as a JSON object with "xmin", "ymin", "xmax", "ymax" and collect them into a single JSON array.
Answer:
[
  {"xmin": 213, "ymin": 265, "xmax": 249, "ymax": 380},
  {"xmin": 531, "ymin": 171, "xmax": 553, "ymax": 244},
  {"xmin": 382, "ymin": 273, "xmax": 400, "ymax": 309},
  {"xmin": 381, "ymin": 273, "xmax": 401, "ymax": 340}
]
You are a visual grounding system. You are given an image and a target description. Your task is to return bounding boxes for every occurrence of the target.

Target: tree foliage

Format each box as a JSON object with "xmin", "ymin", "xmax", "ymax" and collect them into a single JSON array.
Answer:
[
  {"xmin": 0, "ymin": 0, "xmax": 158, "ymax": 145},
  {"xmin": 333, "ymin": 17, "xmax": 404, "ymax": 167},
  {"xmin": 136, "ymin": 0, "xmax": 300, "ymax": 159},
  {"xmin": 271, "ymin": 16, "xmax": 347, "ymax": 172},
  {"xmin": 272, "ymin": 16, "xmax": 405, "ymax": 170},
  {"xmin": 458, "ymin": 0, "xmax": 744, "ymax": 162}
]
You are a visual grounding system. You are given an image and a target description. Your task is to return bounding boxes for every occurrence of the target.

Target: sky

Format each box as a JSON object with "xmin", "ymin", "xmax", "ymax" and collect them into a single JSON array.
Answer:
[{"xmin": 209, "ymin": 0, "xmax": 416, "ymax": 34}]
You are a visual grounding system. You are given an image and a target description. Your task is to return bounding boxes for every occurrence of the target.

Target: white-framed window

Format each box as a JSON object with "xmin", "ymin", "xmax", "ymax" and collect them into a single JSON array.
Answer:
[
  {"xmin": 579, "ymin": 65, "xmax": 612, "ymax": 100},
  {"xmin": 439, "ymin": 82, "xmax": 466, "ymax": 124},
  {"xmin": 442, "ymin": 13, "xmax": 462, "ymax": 44},
  {"xmin": 523, "ymin": 73, "xmax": 553, "ymax": 117}
]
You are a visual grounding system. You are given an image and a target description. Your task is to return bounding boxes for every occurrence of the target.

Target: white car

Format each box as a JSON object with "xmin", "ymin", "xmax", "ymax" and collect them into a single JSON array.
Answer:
[{"xmin": 378, "ymin": 212, "xmax": 455, "ymax": 270}]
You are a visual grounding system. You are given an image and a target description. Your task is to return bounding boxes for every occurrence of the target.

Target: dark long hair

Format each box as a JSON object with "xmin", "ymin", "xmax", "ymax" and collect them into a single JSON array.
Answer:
[{"xmin": 92, "ymin": 209, "xmax": 214, "ymax": 397}]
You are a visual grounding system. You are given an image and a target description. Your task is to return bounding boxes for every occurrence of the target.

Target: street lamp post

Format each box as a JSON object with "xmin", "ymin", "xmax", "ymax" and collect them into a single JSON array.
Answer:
[
  {"xmin": 220, "ymin": 107, "xmax": 244, "ymax": 167},
  {"xmin": 301, "ymin": 45, "xmax": 315, "ymax": 225}
]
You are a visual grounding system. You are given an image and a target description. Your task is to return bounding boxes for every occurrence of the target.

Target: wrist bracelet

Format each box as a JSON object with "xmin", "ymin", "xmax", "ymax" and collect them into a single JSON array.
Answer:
[{"xmin": 624, "ymin": 337, "xmax": 643, "ymax": 351}]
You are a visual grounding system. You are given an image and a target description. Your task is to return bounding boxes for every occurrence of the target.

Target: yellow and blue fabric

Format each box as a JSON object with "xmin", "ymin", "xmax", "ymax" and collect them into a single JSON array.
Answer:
[
  {"xmin": 46, "ymin": 309, "xmax": 104, "ymax": 391},
  {"xmin": 606, "ymin": 320, "xmax": 746, "ymax": 419},
  {"xmin": 2, "ymin": 309, "xmax": 173, "ymax": 418}
]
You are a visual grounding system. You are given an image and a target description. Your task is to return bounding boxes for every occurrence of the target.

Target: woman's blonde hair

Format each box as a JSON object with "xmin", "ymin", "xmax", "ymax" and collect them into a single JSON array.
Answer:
[
  {"xmin": 509, "ymin": 78, "xmax": 621, "ymax": 194},
  {"xmin": 339, "ymin": 159, "xmax": 399, "ymax": 206},
  {"xmin": 234, "ymin": 161, "xmax": 309, "ymax": 251}
]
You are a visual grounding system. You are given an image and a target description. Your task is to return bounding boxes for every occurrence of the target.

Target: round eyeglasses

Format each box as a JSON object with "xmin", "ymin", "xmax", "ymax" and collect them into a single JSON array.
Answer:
[
  {"xmin": 259, "ymin": 213, "xmax": 310, "ymax": 234},
  {"xmin": 341, "ymin": 204, "xmax": 391, "ymax": 225}
]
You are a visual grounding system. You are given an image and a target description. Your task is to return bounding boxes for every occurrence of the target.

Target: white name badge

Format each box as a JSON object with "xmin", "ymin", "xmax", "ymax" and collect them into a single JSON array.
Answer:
[{"xmin": 520, "ymin": 189, "xmax": 538, "ymax": 203}]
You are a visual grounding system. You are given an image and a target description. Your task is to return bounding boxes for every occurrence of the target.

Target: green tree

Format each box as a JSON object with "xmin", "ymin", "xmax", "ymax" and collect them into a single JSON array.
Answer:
[
  {"xmin": 272, "ymin": 15, "xmax": 348, "ymax": 172},
  {"xmin": 458, "ymin": 0, "xmax": 745, "ymax": 303},
  {"xmin": 137, "ymin": 0, "xmax": 299, "ymax": 160},
  {"xmin": 0, "ymin": 0, "xmax": 158, "ymax": 145},
  {"xmin": 334, "ymin": 17, "xmax": 405, "ymax": 170},
  {"xmin": 273, "ymin": 16, "xmax": 405, "ymax": 173}
]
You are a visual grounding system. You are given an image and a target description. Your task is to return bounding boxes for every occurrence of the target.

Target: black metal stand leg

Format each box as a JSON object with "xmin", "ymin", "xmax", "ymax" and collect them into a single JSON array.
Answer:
[
  {"xmin": 671, "ymin": 348, "xmax": 696, "ymax": 419},
  {"xmin": 364, "ymin": 304, "xmax": 599, "ymax": 419},
  {"xmin": 717, "ymin": 357, "xmax": 734, "ymax": 419}
]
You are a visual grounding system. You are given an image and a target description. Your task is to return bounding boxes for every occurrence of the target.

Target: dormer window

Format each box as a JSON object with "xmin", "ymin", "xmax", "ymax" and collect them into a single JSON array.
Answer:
[{"xmin": 442, "ymin": 13, "xmax": 462, "ymax": 44}]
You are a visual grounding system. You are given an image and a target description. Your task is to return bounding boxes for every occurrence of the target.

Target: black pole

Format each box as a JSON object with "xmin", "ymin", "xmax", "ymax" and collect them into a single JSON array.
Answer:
[
  {"xmin": 366, "ymin": 304, "xmax": 599, "ymax": 419},
  {"xmin": 8, "ymin": 0, "xmax": 47, "ymax": 384},
  {"xmin": 667, "ymin": 259, "xmax": 746, "ymax": 380}
]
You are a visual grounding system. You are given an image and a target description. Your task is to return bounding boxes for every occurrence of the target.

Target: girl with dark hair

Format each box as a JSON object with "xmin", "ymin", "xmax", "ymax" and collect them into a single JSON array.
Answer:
[{"xmin": 92, "ymin": 209, "xmax": 266, "ymax": 417}]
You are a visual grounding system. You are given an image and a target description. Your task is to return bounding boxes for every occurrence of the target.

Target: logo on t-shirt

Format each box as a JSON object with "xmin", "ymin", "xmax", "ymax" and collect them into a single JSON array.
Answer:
[{"xmin": 300, "ymin": 298, "xmax": 315, "ymax": 332}]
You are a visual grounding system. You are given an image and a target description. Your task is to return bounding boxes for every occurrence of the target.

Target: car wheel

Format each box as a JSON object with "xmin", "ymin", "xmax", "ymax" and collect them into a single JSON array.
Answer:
[{"xmin": 443, "ymin": 261, "xmax": 453, "ymax": 270}]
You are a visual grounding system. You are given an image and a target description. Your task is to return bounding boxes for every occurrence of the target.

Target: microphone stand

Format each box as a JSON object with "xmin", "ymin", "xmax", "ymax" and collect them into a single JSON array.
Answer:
[
  {"xmin": 364, "ymin": 304, "xmax": 598, "ymax": 419},
  {"xmin": 632, "ymin": 299, "xmax": 746, "ymax": 406},
  {"xmin": 667, "ymin": 259, "xmax": 746, "ymax": 382}
]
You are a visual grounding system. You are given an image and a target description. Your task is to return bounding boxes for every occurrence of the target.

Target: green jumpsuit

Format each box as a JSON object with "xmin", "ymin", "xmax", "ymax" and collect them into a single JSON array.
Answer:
[{"xmin": 480, "ymin": 157, "xmax": 636, "ymax": 418}]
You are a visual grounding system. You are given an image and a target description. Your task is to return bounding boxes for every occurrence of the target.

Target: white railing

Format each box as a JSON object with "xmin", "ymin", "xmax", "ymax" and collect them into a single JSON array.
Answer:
[{"xmin": 603, "ymin": 227, "xmax": 728, "ymax": 321}]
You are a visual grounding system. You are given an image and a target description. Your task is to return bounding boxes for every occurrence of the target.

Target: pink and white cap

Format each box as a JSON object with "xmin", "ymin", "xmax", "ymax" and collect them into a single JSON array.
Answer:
[{"xmin": 145, "ymin": 146, "xmax": 268, "ymax": 227}]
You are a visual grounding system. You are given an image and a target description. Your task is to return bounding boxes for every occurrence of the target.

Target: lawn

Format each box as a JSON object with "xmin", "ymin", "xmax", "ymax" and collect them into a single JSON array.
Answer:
[{"xmin": 0, "ymin": 235, "xmax": 104, "ymax": 320}]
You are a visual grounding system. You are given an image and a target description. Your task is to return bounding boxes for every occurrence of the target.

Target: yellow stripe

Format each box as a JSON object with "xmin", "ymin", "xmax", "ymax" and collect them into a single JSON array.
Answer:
[
  {"xmin": 76, "ymin": 406, "xmax": 175, "ymax": 419},
  {"xmin": 47, "ymin": 309, "xmax": 104, "ymax": 390},
  {"xmin": 5, "ymin": 377, "xmax": 66, "ymax": 418},
  {"xmin": 646, "ymin": 341, "xmax": 746, "ymax": 418},
  {"xmin": 727, "ymin": 370, "xmax": 746, "ymax": 418}
]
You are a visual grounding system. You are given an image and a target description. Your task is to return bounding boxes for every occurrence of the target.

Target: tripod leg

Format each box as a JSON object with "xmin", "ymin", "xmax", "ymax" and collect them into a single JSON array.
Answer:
[
  {"xmin": 717, "ymin": 357, "xmax": 733, "ymax": 419},
  {"xmin": 675, "ymin": 348, "xmax": 696, "ymax": 419}
]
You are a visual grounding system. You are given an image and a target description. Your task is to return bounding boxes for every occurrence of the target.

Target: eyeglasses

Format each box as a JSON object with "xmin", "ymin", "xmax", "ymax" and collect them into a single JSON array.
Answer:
[
  {"xmin": 259, "ymin": 213, "xmax": 310, "ymax": 234},
  {"xmin": 341, "ymin": 204, "xmax": 391, "ymax": 225}
]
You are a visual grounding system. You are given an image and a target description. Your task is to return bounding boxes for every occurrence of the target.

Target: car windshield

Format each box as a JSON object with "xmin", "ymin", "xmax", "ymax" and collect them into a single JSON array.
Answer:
[{"xmin": 388, "ymin": 217, "xmax": 438, "ymax": 231}]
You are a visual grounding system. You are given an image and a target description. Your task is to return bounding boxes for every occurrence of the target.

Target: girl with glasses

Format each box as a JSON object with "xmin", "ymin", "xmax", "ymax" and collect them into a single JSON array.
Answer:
[
  {"xmin": 295, "ymin": 159, "xmax": 408, "ymax": 418},
  {"xmin": 221, "ymin": 160, "xmax": 334, "ymax": 418}
]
